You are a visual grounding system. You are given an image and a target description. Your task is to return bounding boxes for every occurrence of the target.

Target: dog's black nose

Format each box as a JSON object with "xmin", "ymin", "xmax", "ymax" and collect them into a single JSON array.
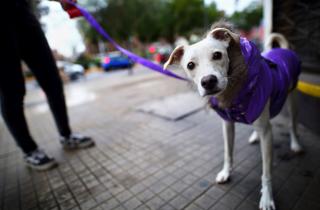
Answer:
[{"xmin": 201, "ymin": 75, "xmax": 218, "ymax": 90}]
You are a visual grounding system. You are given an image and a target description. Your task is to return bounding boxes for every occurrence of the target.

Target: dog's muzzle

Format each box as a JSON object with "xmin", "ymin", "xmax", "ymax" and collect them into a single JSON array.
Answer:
[{"xmin": 201, "ymin": 75, "xmax": 221, "ymax": 95}]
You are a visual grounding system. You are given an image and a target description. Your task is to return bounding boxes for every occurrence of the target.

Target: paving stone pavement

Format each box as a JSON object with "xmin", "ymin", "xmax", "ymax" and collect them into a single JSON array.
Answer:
[{"xmin": 1, "ymin": 68, "xmax": 320, "ymax": 210}]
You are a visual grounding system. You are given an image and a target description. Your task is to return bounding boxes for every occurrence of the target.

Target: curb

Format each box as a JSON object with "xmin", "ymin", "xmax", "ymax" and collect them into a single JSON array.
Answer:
[{"xmin": 297, "ymin": 81, "xmax": 320, "ymax": 98}]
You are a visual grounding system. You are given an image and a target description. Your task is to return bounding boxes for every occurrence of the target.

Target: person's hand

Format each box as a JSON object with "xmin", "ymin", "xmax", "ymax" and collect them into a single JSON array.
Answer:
[{"xmin": 59, "ymin": 0, "xmax": 77, "ymax": 11}]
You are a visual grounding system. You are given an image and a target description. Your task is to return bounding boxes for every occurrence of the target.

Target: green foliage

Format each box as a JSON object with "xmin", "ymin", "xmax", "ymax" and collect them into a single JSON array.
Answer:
[
  {"xmin": 75, "ymin": 53, "xmax": 101, "ymax": 69},
  {"xmin": 206, "ymin": 2, "xmax": 225, "ymax": 24},
  {"xmin": 77, "ymin": 0, "xmax": 262, "ymax": 48},
  {"xmin": 229, "ymin": 1, "xmax": 263, "ymax": 31},
  {"xmin": 169, "ymin": 0, "xmax": 205, "ymax": 36},
  {"xmin": 78, "ymin": 0, "xmax": 223, "ymax": 44}
]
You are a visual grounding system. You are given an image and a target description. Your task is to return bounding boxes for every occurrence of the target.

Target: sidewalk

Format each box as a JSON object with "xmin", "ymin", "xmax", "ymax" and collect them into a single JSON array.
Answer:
[{"xmin": 1, "ymin": 67, "xmax": 320, "ymax": 210}]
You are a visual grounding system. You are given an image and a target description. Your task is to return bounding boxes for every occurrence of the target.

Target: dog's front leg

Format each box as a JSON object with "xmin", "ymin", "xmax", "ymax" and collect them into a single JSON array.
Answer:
[
  {"xmin": 216, "ymin": 120, "xmax": 234, "ymax": 184},
  {"xmin": 254, "ymin": 101, "xmax": 275, "ymax": 210}
]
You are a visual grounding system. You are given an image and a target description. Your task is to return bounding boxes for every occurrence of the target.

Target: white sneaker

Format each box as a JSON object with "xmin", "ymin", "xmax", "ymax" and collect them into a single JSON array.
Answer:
[
  {"xmin": 60, "ymin": 133, "xmax": 94, "ymax": 149},
  {"xmin": 24, "ymin": 149, "xmax": 57, "ymax": 171}
]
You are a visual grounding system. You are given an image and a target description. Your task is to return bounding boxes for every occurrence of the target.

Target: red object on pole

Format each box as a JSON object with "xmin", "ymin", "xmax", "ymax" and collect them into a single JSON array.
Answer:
[
  {"xmin": 62, "ymin": 0, "xmax": 82, "ymax": 19},
  {"xmin": 66, "ymin": 7, "xmax": 82, "ymax": 18}
]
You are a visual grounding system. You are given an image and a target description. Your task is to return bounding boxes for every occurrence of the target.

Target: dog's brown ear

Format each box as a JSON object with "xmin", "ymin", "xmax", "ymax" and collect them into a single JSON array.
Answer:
[
  {"xmin": 212, "ymin": 29, "xmax": 230, "ymax": 41},
  {"xmin": 164, "ymin": 45, "xmax": 184, "ymax": 70},
  {"xmin": 210, "ymin": 28, "xmax": 239, "ymax": 43}
]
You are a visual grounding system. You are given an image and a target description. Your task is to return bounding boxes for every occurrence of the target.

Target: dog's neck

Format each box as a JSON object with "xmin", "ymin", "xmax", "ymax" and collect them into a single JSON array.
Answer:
[{"xmin": 212, "ymin": 36, "xmax": 248, "ymax": 109}]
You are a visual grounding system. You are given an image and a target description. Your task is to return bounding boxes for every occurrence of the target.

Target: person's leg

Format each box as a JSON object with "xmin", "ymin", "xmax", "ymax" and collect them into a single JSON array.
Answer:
[
  {"xmin": 0, "ymin": 12, "xmax": 38, "ymax": 155},
  {"xmin": 0, "ymin": 2, "xmax": 57, "ymax": 170},
  {"xmin": 16, "ymin": 4, "xmax": 72, "ymax": 138},
  {"xmin": 0, "ymin": 65, "xmax": 39, "ymax": 155},
  {"xmin": 16, "ymin": 3, "xmax": 94, "ymax": 149}
]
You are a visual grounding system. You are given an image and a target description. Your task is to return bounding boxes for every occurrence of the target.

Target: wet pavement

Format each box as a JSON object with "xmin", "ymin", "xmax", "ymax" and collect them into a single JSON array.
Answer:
[{"xmin": 1, "ymin": 66, "xmax": 320, "ymax": 210}]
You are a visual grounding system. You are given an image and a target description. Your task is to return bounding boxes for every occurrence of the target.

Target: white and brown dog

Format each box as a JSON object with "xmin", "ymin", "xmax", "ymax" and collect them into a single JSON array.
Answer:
[{"xmin": 164, "ymin": 22, "xmax": 303, "ymax": 210}]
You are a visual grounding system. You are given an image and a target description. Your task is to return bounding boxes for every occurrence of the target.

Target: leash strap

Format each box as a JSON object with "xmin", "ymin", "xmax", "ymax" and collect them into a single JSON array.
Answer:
[{"xmin": 67, "ymin": 1, "xmax": 188, "ymax": 81}]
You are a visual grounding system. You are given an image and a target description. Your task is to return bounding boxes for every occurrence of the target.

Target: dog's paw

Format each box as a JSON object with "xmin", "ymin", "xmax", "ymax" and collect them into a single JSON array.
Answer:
[
  {"xmin": 248, "ymin": 131, "xmax": 259, "ymax": 144},
  {"xmin": 216, "ymin": 169, "xmax": 231, "ymax": 184},
  {"xmin": 259, "ymin": 189, "xmax": 276, "ymax": 210},
  {"xmin": 259, "ymin": 198, "xmax": 275, "ymax": 210}
]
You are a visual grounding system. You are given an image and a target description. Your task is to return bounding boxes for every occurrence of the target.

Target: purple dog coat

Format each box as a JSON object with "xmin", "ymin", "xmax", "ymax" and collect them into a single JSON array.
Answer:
[{"xmin": 210, "ymin": 37, "xmax": 301, "ymax": 124}]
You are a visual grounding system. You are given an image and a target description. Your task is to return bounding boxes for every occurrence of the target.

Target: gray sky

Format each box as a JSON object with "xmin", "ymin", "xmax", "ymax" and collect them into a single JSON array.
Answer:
[
  {"xmin": 205, "ymin": 0, "xmax": 258, "ymax": 15},
  {"xmin": 41, "ymin": 0, "xmax": 257, "ymax": 57},
  {"xmin": 40, "ymin": 1, "xmax": 85, "ymax": 57}
]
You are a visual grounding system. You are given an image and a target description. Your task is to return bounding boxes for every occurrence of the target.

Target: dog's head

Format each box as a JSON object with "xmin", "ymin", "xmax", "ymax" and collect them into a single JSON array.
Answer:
[{"xmin": 164, "ymin": 27, "xmax": 242, "ymax": 98}]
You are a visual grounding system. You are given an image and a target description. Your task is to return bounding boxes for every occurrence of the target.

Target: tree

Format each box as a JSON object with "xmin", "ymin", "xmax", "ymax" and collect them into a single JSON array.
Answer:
[
  {"xmin": 206, "ymin": 2, "xmax": 225, "ymax": 25},
  {"xmin": 79, "ymin": 0, "xmax": 168, "ymax": 43},
  {"xmin": 77, "ymin": 0, "xmax": 223, "ymax": 48},
  {"xmin": 229, "ymin": 1, "xmax": 263, "ymax": 31},
  {"xmin": 169, "ymin": 0, "xmax": 205, "ymax": 36}
]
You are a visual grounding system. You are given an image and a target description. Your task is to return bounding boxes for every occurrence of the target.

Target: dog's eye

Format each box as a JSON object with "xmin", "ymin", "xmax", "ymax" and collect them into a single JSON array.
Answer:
[
  {"xmin": 212, "ymin": 52, "xmax": 222, "ymax": 60},
  {"xmin": 187, "ymin": 62, "xmax": 195, "ymax": 70}
]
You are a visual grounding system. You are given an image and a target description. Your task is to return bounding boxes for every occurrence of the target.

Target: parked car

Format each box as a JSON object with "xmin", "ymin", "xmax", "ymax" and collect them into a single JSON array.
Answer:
[
  {"xmin": 148, "ymin": 42, "xmax": 173, "ymax": 64},
  {"xmin": 101, "ymin": 51, "xmax": 133, "ymax": 71},
  {"xmin": 57, "ymin": 61, "xmax": 85, "ymax": 81}
]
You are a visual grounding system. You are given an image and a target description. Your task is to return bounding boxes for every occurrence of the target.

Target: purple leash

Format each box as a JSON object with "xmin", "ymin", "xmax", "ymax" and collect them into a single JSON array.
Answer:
[{"xmin": 68, "ymin": 1, "xmax": 188, "ymax": 81}]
